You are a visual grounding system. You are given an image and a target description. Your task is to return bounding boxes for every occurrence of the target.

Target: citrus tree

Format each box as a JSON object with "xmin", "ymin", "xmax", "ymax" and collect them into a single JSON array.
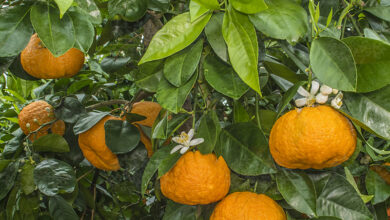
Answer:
[{"xmin": 1, "ymin": 0, "xmax": 390, "ymax": 219}]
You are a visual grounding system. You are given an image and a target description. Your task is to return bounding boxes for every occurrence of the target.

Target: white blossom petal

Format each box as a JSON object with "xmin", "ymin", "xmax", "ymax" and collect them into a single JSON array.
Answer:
[
  {"xmin": 316, "ymin": 93, "xmax": 328, "ymax": 104},
  {"xmin": 172, "ymin": 137, "xmax": 181, "ymax": 144},
  {"xmin": 295, "ymin": 98, "xmax": 307, "ymax": 107},
  {"xmin": 320, "ymin": 85, "xmax": 333, "ymax": 95},
  {"xmin": 188, "ymin": 129, "xmax": 194, "ymax": 140},
  {"xmin": 332, "ymin": 89, "xmax": 339, "ymax": 94},
  {"xmin": 180, "ymin": 146, "xmax": 189, "ymax": 154},
  {"xmin": 170, "ymin": 145, "xmax": 184, "ymax": 154},
  {"xmin": 331, "ymin": 98, "xmax": 342, "ymax": 109},
  {"xmin": 189, "ymin": 138, "xmax": 204, "ymax": 146},
  {"xmin": 297, "ymin": 86, "xmax": 310, "ymax": 97},
  {"xmin": 310, "ymin": 81, "xmax": 320, "ymax": 95}
]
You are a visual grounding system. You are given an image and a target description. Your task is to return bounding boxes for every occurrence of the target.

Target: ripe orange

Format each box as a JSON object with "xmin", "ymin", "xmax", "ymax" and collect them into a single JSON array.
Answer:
[
  {"xmin": 160, "ymin": 150, "xmax": 230, "ymax": 205},
  {"xmin": 18, "ymin": 100, "xmax": 65, "ymax": 141},
  {"xmin": 21, "ymin": 34, "xmax": 84, "ymax": 79},
  {"xmin": 210, "ymin": 192, "xmax": 286, "ymax": 220},
  {"xmin": 269, "ymin": 105, "xmax": 356, "ymax": 169},
  {"xmin": 78, "ymin": 116, "xmax": 120, "ymax": 171}
]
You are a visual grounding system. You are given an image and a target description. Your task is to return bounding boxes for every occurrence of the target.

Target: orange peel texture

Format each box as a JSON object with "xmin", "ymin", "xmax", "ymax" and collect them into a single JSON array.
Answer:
[
  {"xmin": 269, "ymin": 105, "xmax": 357, "ymax": 169},
  {"xmin": 160, "ymin": 151, "xmax": 230, "ymax": 205}
]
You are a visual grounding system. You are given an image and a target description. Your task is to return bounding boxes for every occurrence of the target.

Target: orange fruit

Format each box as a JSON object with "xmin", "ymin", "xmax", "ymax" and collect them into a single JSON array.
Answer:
[
  {"xmin": 18, "ymin": 100, "xmax": 65, "ymax": 141},
  {"xmin": 269, "ymin": 105, "xmax": 356, "ymax": 169},
  {"xmin": 130, "ymin": 101, "xmax": 162, "ymax": 157},
  {"xmin": 21, "ymin": 33, "xmax": 84, "ymax": 79},
  {"xmin": 210, "ymin": 192, "xmax": 286, "ymax": 220},
  {"xmin": 78, "ymin": 116, "xmax": 120, "ymax": 171},
  {"xmin": 160, "ymin": 150, "xmax": 230, "ymax": 205}
]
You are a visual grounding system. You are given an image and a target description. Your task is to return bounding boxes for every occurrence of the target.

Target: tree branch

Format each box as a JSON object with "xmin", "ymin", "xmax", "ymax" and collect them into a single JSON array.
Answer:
[{"xmin": 85, "ymin": 100, "xmax": 130, "ymax": 111}]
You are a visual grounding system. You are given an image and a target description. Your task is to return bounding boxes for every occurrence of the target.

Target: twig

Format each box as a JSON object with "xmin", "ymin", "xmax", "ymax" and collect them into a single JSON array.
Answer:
[
  {"xmin": 85, "ymin": 100, "xmax": 130, "ymax": 111},
  {"xmin": 90, "ymin": 170, "xmax": 99, "ymax": 220},
  {"xmin": 25, "ymin": 119, "xmax": 58, "ymax": 140},
  {"xmin": 77, "ymin": 169, "xmax": 94, "ymax": 182}
]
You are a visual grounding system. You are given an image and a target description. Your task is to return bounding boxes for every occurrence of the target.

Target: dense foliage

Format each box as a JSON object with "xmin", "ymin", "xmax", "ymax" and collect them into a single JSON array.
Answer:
[{"xmin": 1, "ymin": 0, "xmax": 390, "ymax": 219}]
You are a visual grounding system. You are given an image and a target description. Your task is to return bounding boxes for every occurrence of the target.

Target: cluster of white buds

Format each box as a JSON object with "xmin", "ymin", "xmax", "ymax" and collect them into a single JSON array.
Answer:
[{"xmin": 295, "ymin": 81, "xmax": 343, "ymax": 109}]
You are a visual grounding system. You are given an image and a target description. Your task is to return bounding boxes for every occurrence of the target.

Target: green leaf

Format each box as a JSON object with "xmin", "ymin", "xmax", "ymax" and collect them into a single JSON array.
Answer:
[
  {"xmin": 344, "ymin": 167, "xmax": 373, "ymax": 203},
  {"xmin": 157, "ymin": 151, "xmax": 181, "ymax": 178},
  {"xmin": 342, "ymin": 37, "xmax": 390, "ymax": 93},
  {"xmin": 68, "ymin": 7, "xmax": 94, "ymax": 53},
  {"xmin": 0, "ymin": 161, "xmax": 19, "ymax": 200},
  {"xmin": 20, "ymin": 162, "xmax": 36, "ymax": 195},
  {"xmin": 33, "ymin": 134, "xmax": 70, "ymax": 153},
  {"xmin": 162, "ymin": 200, "xmax": 196, "ymax": 220},
  {"xmin": 156, "ymin": 71, "xmax": 197, "ymax": 113},
  {"xmin": 364, "ymin": 6, "xmax": 390, "ymax": 22},
  {"xmin": 73, "ymin": 111, "xmax": 110, "ymax": 135},
  {"xmin": 139, "ymin": 12, "xmax": 211, "ymax": 64},
  {"xmin": 249, "ymin": 0, "xmax": 308, "ymax": 43},
  {"xmin": 264, "ymin": 60, "xmax": 306, "ymax": 84},
  {"xmin": 141, "ymin": 146, "xmax": 171, "ymax": 195},
  {"xmin": 123, "ymin": 112, "xmax": 147, "ymax": 124},
  {"xmin": 233, "ymin": 101, "xmax": 250, "ymax": 123},
  {"xmin": 189, "ymin": 0, "xmax": 209, "ymax": 22},
  {"xmin": 204, "ymin": 54, "xmax": 249, "ymax": 99},
  {"xmin": 0, "ymin": 160, "xmax": 11, "ymax": 172},
  {"xmin": 196, "ymin": 111, "xmax": 221, "ymax": 154},
  {"xmin": 135, "ymin": 60, "xmax": 164, "ymax": 93},
  {"xmin": 6, "ymin": 187, "xmax": 40, "ymax": 220},
  {"xmin": 231, "ymin": 0, "xmax": 267, "ymax": 14},
  {"xmin": 316, "ymin": 173, "xmax": 373, "ymax": 220},
  {"xmin": 215, "ymin": 122, "xmax": 276, "ymax": 176},
  {"xmin": 54, "ymin": 0, "xmax": 73, "ymax": 18},
  {"xmin": 54, "ymin": 97, "xmax": 85, "ymax": 124},
  {"xmin": 205, "ymin": 13, "xmax": 229, "ymax": 63},
  {"xmin": 67, "ymin": 79, "xmax": 92, "ymax": 95},
  {"xmin": 276, "ymin": 81, "xmax": 306, "ymax": 118},
  {"xmin": 276, "ymin": 169, "xmax": 317, "ymax": 217},
  {"xmin": 112, "ymin": 181, "xmax": 139, "ymax": 204},
  {"xmin": 34, "ymin": 159, "xmax": 76, "ymax": 196},
  {"xmin": 49, "ymin": 195, "xmax": 78, "ymax": 220},
  {"xmin": 259, "ymin": 110, "xmax": 277, "ymax": 135},
  {"xmin": 108, "ymin": 0, "xmax": 147, "ymax": 22},
  {"xmin": 164, "ymin": 39, "xmax": 203, "ymax": 87},
  {"xmin": 310, "ymin": 37, "xmax": 357, "ymax": 91},
  {"xmin": 366, "ymin": 168, "xmax": 390, "ymax": 204},
  {"xmin": 152, "ymin": 114, "xmax": 190, "ymax": 139},
  {"xmin": 30, "ymin": 4, "xmax": 75, "ymax": 57},
  {"xmin": 104, "ymin": 120, "xmax": 140, "ymax": 154},
  {"xmin": 344, "ymin": 86, "xmax": 390, "ymax": 140},
  {"xmin": 223, "ymin": 6, "xmax": 261, "ymax": 95},
  {"xmin": 148, "ymin": 0, "xmax": 170, "ymax": 12},
  {"xmin": 191, "ymin": 0, "xmax": 220, "ymax": 10},
  {"xmin": 74, "ymin": 0, "xmax": 102, "ymax": 24},
  {"xmin": 0, "ymin": 4, "xmax": 33, "ymax": 57}
]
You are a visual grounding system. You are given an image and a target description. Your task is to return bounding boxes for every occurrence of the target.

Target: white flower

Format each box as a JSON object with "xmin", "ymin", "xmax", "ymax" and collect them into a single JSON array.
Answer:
[
  {"xmin": 332, "ymin": 88, "xmax": 339, "ymax": 95},
  {"xmin": 170, "ymin": 129, "xmax": 204, "ymax": 154},
  {"xmin": 295, "ymin": 81, "xmax": 320, "ymax": 107},
  {"xmin": 315, "ymin": 93, "xmax": 328, "ymax": 104},
  {"xmin": 320, "ymin": 85, "xmax": 333, "ymax": 95},
  {"xmin": 331, "ymin": 92, "xmax": 343, "ymax": 109}
]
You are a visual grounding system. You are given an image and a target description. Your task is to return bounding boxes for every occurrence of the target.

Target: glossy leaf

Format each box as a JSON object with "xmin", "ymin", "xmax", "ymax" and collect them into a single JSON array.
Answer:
[
  {"xmin": 365, "ymin": 168, "xmax": 390, "ymax": 204},
  {"xmin": 69, "ymin": 8, "xmax": 94, "ymax": 53},
  {"xmin": 276, "ymin": 169, "xmax": 317, "ymax": 217},
  {"xmin": 192, "ymin": 0, "xmax": 220, "ymax": 10},
  {"xmin": 205, "ymin": 13, "xmax": 229, "ymax": 63},
  {"xmin": 49, "ymin": 195, "xmax": 78, "ymax": 220},
  {"xmin": 156, "ymin": 72, "xmax": 197, "ymax": 113},
  {"xmin": 162, "ymin": 200, "xmax": 196, "ymax": 220},
  {"xmin": 342, "ymin": 37, "xmax": 390, "ymax": 93},
  {"xmin": 30, "ymin": 4, "xmax": 75, "ymax": 57},
  {"xmin": 158, "ymin": 151, "xmax": 181, "ymax": 177},
  {"xmin": 108, "ymin": 0, "xmax": 147, "ymax": 22},
  {"xmin": 215, "ymin": 123, "xmax": 276, "ymax": 176},
  {"xmin": 264, "ymin": 60, "xmax": 306, "ymax": 84},
  {"xmin": 310, "ymin": 37, "xmax": 357, "ymax": 91},
  {"xmin": 33, "ymin": 134, "xmax": 70, "ymax": 153},
  {"xmin": 196, "ymin": 111, "xmax": 221, "ymax": 154},
  {"xmin": 223, "ymin": 6, "xmax": 261, "ymax": 95},
  {"xmin": 316, "ymin": 173, "xmax": 373, "ymax": 220},
  {"xmin": 148, "ymin": 0, "xmax": 170, "ymax": 12},
  {"xmin": 20, "ymin": 162, "xmax": 36, "ymax": 195},
  {"xmin": 203, "ymin": 54, "xmax": 249, "ymax": 99},
  {"xmin": 74, "ymin": 0, "xmax": 102, "ymax": 24},
  {"xmin": 152, "ymin": 114, "xmax": 190, "ymax": 139},
  {"xmin": 34, "ymin": 159, "xmax": 76, "ymax": 196},
  {"xmin": 139, "ymin": 12, "xmax": 211, "ymax": 64},
  {"xmin": 233, "ymin": 101, "xmax": 250, "ymax": 123},
  {"xmin": 344, "ymin": 167, "xmax": 373, "ymax": 203},
  {"xmin": 105, "ymin": 120, "xmax": 140, "ymax": 154},
  {"xmin": 113, "ymin": 181, "xmax": 139, "ymax": 204},
  {"xmin": 231, "ymin": 0, "xmax": 267, "ymax": 14},
  {"xmin": 249, "ymin": 0, "xmax": 308, "ymax": 43},
  {"xmin": 55, "ymin": 97, "xmax": 85, "ymax": 124},
  {"xmin": 54, "ymin": 0, "xmax": 73, "ymax": 18},
  {"xmin": 0, "ymin": 161, "xmax": 19, "ymax": 200},
  {"xmin": 276, "ymin": 81, "xmax": 306, "ymax": 118},
  {"xmin": 0, "ymin": 5, "xmax": 33, "ymax": 57},
  {"xmin": 164, "ymin": 39, "xmax": 203, "ymax": 87},
  {"xmin": 259, "ymin": 110, "xmax": 277, "ymax": 135},
  {"xmin": 344, "ymin": 85, "xmax": 390, "ymax": 140},
  {"xmin": 365, "ymin": 6, "xmax": 390, "ymax": 22},
  {"xmin": 189, "ymin": 0, "xmax": 209, "ymax": 22},
  {"xmin": 73, "ymin": 111, "xmax": 110, "ymax": 135},
  {"xmin": 0, "ymin": 160, "xmax": 11, "ymax": 172},
  {"xmin": 135, "ymin": 60, "xmax": 164, "ymax": 93}
]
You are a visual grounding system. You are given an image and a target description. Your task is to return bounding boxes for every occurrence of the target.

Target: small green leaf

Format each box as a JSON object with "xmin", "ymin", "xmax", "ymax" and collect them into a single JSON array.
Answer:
[
  {"xmin": 105, "ymin": 120, "xmax": 140, "ymax": 154},
  {"xmin": 30, "ymin": 4, "xmax": 75, "ymax": 57},
  {"xmin": 365, "ymin": 6, "xmax": 390, "ymax": 22},
  {"xmin": 108, "ymin": 0, "xmax": 147, "ymax": 22},
  {"xmin": 276, "ymin": 81, "xmax": 306, "ymax": 118},
  {"xmin": 73, "ymin": 111, "xmax": 110, "ymax": 135},
  {"xmin": 54, "ymin": 97, "xmax": 85, "ymax": 124},
  {"xmin": 366, "ymin": 168, "xmax": 390, "ymax": 204},
  {"xmin": 233, "ymin": 101, "xmax": 250, "ymax": 123},
  {"xmin": 68, "ymin": 7, "xmax": 94, "ymax": 53},
  {"xmin": 49, "ymin": 195, "xmax": 78, "ymax": 220},
  {"xmin": 112, "ymin": 181, "xmax": 139, "ymax": 204},
  {"xmin": 139, "ymin": 12, "xmax": 211, "ymax": 64},
  {"xmin": 162, "ymin": 200, "xmax": 196, "ymax": 220},
  {"xmin": 223, "ymin": 6, "xmax": 261, "ymax": 95},
  {"xmin": 152, "ymin": 114, "xmax": 190, "ymax": 139},
  {"xmin": 189, "ymin": 0, "xmax": 209, "ymax": 22},
  {"xmin": 0, "ymin": 160, "xmax": 11, "ymax": 172},
  {"xmin": 158, "ymin": 151, "xmax": 181, "ymax": 178},
  {"xmin": 34, "ymin": 159, "xmax": 76, "ymax": 196},
  {"xmin": 191, "ymin": 0, "xmax": 220, "ymax": 10},
  {"xmin": 344, "ymin": 167, "xmax": 373, "ymax": 203},
  {"xmin": 123, "ymin": 112, "xmax": 147, "ymax": 124},
  {"xmin": 33, "ymin": 134, "xmax": 70, "ymax": 153},
  {"xmin": 205, "ymin": 13, "xmax": 229, "ymax": 63},
  {"xmin": 74, "ymin": 0, "xmax": 102, "ymax": 24},
  {"xmin": 196, "ymin": 111, "xmax": 221, "ymax": 154},
  {"xmin": 20, "ymin": 162, "xmax": 36, "ymax": 195},
  {"xmin": 135, "ymin": 60, "xmax": 164, "ymax": 93},
  {"xmin": 264, "ymin": 60, "xmax": 306, "ymax": 84},
  {"xmin": 164, "ymin": 39, "xmax": 203, "ymax": 87},
  {"xmin": 54, "ymin": 0, "xmax": 73, "ymax": 18},
  {"xmin": 231, "ymin": 0, "xmax": 267, "ymax": 14},
  {"xmin": 0, "ymin": 161, "xmax": 19, "ymax": 200}
]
